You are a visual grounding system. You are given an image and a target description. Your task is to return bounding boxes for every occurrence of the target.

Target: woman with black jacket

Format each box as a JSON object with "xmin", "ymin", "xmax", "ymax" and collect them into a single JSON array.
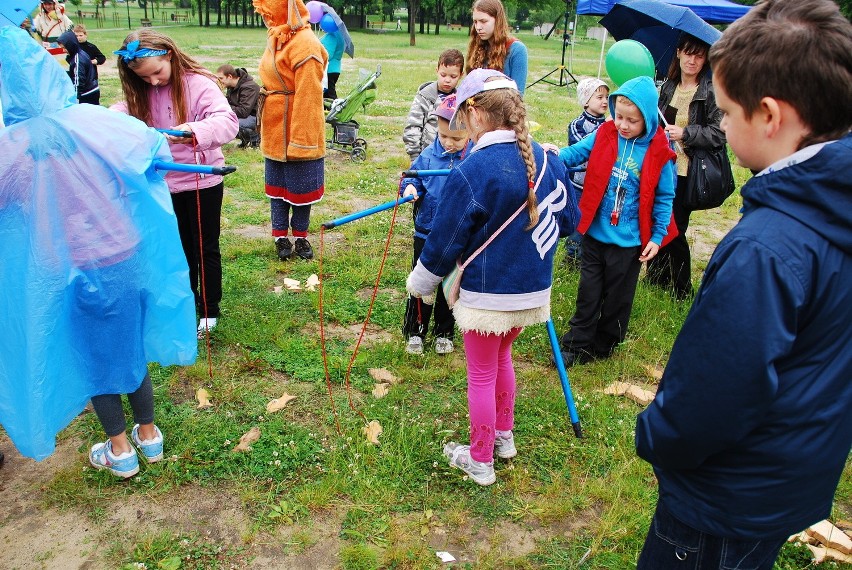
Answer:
[{"xmin": 647, "ymin": 35, "xmax": 725, "ymax": 299}]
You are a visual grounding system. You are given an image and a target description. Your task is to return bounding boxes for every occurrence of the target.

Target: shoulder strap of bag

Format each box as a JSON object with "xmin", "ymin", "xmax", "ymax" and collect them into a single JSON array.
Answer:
[{"xmin": 459, "ymin": 155, "xmax": 548, "ymax": 270}]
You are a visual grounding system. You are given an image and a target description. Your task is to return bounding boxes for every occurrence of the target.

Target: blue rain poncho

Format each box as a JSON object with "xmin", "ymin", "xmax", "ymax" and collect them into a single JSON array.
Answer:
[{"xmin": 0, "ymin": 26, "xmax": 198, "ymax": 460}]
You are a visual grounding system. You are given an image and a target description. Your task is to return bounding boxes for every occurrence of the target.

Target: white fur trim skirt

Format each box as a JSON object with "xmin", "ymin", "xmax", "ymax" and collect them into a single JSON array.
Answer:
[{"xmin": 453, "ymin": 303, "xmax": 551, "ymax": 335}]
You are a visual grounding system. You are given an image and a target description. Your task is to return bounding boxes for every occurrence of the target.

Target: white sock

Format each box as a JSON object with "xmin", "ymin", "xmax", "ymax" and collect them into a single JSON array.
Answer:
[{"xmin": 496, "ymin": 429, "xmax": 512, "ymax": 438}]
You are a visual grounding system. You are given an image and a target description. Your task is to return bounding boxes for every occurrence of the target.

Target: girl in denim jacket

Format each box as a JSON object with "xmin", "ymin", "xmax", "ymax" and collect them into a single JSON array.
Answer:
[{"xmin": 406, "ymin": 69, "xmax": 578, "ymax": 485}]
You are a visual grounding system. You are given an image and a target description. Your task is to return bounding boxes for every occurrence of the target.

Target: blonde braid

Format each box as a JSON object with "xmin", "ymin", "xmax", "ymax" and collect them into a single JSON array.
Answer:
[
  {"xmin": 474, "ymin": 86, "xmax": 539, "ymax": 229},
  {"xmin": 504, "ymin": 91, "xmax": 538, "ymax": 228}
]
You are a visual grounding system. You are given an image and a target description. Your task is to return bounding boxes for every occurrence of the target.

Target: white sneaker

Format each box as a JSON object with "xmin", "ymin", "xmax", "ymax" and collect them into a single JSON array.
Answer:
[
  {"xmin": 405, "ymin": 335, "xmax": 424, "ymax": 355},
  {"xmin": 435, "ymin": 337, "xmax": 454, "ymax": 355},
  {"xmin": 494, "ymin": 431, "xmax": 517, "ymax": 459},
  {"xmin": 443, "ymin": 442, "xmax": 496, "ymax": 486},
  {"xmin": 197, "ymin": 317, "xmax": 217, "ymax": 338}
]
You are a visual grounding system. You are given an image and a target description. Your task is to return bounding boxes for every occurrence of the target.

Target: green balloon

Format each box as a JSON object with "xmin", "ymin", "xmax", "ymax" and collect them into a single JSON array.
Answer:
[{"xmin": 605, "ymin": 39, "xmax": 655, "ymax": 86}]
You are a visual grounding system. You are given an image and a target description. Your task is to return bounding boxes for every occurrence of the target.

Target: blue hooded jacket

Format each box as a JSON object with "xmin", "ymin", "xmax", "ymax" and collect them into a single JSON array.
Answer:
[
  {"xmin": 400, "ymin": 136, "xmax": 469, "ymax": 241},
  {"xmin": 57, "ymin": 30, "xmax": 99, "ymax": 100},
  {"xmin": 557, "ymin": 76, "xmax": 675, "ymax": 247},
  {"xmin": 636, "ymin": 133, "xmax": 852, "ymax": 539}
]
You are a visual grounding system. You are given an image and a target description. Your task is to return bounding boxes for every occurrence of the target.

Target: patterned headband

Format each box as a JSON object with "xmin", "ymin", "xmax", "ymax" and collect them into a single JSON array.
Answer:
[{"xmin": 114, "ymin": 40, "xmax": 168, "ymax": 63}]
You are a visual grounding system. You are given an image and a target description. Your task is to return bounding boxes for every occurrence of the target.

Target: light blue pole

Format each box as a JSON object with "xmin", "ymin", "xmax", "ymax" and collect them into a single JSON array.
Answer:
[
  {"xmin": 546, "ymin": 319, "xmax": 583, "ymax": 438},
  {"xmin": 401, "ymin": 169, "xmax": 451, "ymax": 178},
  {"xmin": 322, "ymin": 194, "xmax": 415, "ymax": 229},
  {"xmin": 153, "ymin": 160, "xmax": 237, "ymax": 176}
]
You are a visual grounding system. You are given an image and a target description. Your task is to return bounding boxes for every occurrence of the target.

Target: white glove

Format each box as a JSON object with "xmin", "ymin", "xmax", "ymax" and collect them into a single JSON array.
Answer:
[{"xmin": 406, "ymin": 272, "xmax": 435, "ymax": 305}]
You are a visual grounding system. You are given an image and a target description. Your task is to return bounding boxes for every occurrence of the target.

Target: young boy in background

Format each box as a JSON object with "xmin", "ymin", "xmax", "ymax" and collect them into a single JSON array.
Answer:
[
  {"xmin": 57, "ymin": 30, "xmax": 99, "ymax": 105},
  {"xmin": 635, "ymin": 1, "xmax": 852, "ymax": 567},
  {"xmin": 550, "ymin": 76, "xmax": 677, "ymax": 365},
  {"xmin": 563, "ymin": 77, "xmax": 609, "ymax": 264},
  {"xmin": 73, "ymin": 25, "xmax": 105, "ymax": 78},
  {"xmin": 400, "ymin": 95, "xmax": 469, "ymax": 355},
  {"xmin": 402, "ymin": 49, "xmax": 464, "ymax": 163}
]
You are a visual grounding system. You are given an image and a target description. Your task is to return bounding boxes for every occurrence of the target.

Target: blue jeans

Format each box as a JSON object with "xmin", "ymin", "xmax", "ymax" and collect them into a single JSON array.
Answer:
[{"xmin": 637, "ymin": 502, "xmax": 786, "ymax": 570}]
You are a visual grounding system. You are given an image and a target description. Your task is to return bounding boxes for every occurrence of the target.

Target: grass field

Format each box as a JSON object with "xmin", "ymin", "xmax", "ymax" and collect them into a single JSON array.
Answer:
[{"xmin": 3, "ymin": 19, "xmax": 851, "ymax": 570}]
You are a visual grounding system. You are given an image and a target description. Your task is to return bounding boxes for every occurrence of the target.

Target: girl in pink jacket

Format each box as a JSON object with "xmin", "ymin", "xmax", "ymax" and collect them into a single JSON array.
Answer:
[{"xmin": 112, "ymin": 29, "xmax": 238, "ymax": 337}]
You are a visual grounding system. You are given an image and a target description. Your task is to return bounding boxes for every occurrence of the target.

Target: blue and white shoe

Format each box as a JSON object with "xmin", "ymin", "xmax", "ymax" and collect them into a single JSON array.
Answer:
[
  {"xmin": 89, "ymin": 440, "xmax": 139, "ymax": 478},
  {"xmin": 131, "ymin": 424, "xmax": 164, "ymax": 463}
]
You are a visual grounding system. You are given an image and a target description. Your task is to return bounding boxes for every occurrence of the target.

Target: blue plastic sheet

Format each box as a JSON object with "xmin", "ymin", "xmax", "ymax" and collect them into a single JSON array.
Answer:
[{"xmin": 0, "ymin": 26, "xmax": 198, "ymax": 460}]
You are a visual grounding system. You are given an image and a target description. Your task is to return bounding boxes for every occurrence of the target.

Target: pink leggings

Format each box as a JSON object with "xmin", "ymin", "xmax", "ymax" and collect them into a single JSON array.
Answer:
[{"xmin": 463, "ymin": 327, "xmax": 522, "ymax": 463}]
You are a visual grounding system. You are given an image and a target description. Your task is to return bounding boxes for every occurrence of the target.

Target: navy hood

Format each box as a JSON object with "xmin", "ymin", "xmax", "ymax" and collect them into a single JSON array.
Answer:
[
  {"xmin": 58, "ymin": 30, "xmax": 80, "ymax": 56},
  {"xmin": 609, "ymin": 75, "xmax": 660, "ymax": 144},
  {"xmin": 741, "ymin": 133, "xmax": 852, "ymax": 255}
]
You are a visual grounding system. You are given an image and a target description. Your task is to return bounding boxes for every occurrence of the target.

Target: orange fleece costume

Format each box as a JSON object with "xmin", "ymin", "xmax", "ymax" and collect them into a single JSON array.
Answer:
[{"xmin": 253, "ymin": 0, "xmax": 327, "ymax": 162}]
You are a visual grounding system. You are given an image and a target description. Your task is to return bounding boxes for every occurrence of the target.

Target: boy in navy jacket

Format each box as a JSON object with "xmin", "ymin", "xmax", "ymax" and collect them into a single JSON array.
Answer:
[
  {"xmin": 57, "ymin": 30, "xmax": 99, "ymax": 105},
  {"xmin": 635, "ymin": 1, "xmax": 852, "ymax": 568},
  {"xmin": 552, "ymin": 76, "xmax": 677, "ymax": 365},
  {"xmin": 400, "ymin": 95, "xmax": 469, "ymax": 355}
]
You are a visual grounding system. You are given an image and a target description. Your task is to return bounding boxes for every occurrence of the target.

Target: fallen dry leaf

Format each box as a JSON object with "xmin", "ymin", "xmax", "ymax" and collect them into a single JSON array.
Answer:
[
  {"xmin": 363, "ymin": 420, "xmax": 383, "ymax": 445},
  {"xmin": 807, "ymin": 520, "xmax": 852, "ymax": 554},
  {"xmin": 624, "ymin": 385, "xmax": 656, "ymax": 406},
  {"xmin": 643, "ymin": 364, "xmax": 664, "ymax": 382},
  {"xmin": 304, "ymin": 274, "xmax": 320, "ymax": 291},
  {"xmin": 266, "ymin": 393, "xmax": 297, "ymax": 413},
  {"xmin": 232, "ymin": 427, "xmax": 261, "ymax": 452},
  {"xmin": 273, "ymin": 285, "xmax": 284, "ymax": 294},
  {"xmin": 372, "ymin": 383, "xmax": 390, "ymax": 398},
  {"xmin": 601, "ymin": 381, "xmax": 656, "ymax": 406},
  {"xmin": 602, "ymin": 381, "xmax": 631, "ymax": 396},
  {"xmin": 196, "ymin": 388, "xmax": 213, "ymax": 409},
  {"xmin": 369, "ymin": 368, "xmax": 399, "ymax": 385},
  {"xmin": 283, "ymin": 278, "xmax": 301, "ymax": 291}
]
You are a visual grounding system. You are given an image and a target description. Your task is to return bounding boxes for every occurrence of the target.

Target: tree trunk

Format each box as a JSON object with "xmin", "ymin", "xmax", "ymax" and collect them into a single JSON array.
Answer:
[{"xmin": 408, "ymin": 0, "xmax": 418, "ymax": 46}]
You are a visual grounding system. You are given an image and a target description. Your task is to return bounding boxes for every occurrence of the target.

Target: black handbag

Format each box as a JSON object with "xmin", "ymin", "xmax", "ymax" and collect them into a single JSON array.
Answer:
[
  {"xmin": 683, "ymin": 146, "xmax": 735, "ymax": 210},
  {"xmin": 682, "ymin": 95, "xmax": 736, "ymax": 211}
]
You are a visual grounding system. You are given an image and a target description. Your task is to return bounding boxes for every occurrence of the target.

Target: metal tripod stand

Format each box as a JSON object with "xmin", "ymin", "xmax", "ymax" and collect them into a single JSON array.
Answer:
[{"xmin": 528, "ymin": 0, "xmax": 579, "ymax": 90}]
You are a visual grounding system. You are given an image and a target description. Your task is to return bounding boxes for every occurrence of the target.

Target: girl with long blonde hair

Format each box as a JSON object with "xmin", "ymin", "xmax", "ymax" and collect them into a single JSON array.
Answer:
[{"xmin": 406, "ymin": 69, "xmax": 578, "ymax": 485}]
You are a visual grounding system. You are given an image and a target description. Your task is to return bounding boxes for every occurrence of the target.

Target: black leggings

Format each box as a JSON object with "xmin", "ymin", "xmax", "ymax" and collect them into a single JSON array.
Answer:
[
  {"xmin": 91, "ymin": 373, "xmax": 154, "ymax": 437},
  {"xmin": 171, "ymin": 183, "xmax": 223, "ymax": 317}
]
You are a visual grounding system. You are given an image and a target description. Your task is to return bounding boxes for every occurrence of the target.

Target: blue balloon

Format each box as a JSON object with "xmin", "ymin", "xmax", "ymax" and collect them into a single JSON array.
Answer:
[{"xmin": 319, "ymin": 13, "xmax": 338, "ymax": 33}]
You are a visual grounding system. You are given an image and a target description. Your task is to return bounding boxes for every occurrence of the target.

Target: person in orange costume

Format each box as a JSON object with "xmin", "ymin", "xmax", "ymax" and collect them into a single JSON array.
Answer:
[{"xmin": 254, "ymin": 0, "xmax": 328, "ymax": 261}]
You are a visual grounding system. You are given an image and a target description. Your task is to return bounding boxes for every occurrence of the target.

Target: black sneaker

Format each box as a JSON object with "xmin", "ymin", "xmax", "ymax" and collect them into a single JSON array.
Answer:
[
  {"xmin": 550, "ymin": 348, "xmax": 594, "ymax": 367},
  {"xmin": 275, "ymin": 237, "xmax": 293, "ymax": 261},
  {"xmin": 294, "ymin": 237, "xmax": 314, "ymax": 260}
]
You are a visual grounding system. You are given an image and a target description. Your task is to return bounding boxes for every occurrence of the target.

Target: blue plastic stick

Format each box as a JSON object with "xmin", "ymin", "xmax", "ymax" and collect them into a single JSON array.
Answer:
[
  {"xmin": 546, "ymin": 319, "xmax": 583, "ymax": 438},
  {"xmin": 153, "ymin": 160, "xmax": 237, "ymax": 176},
  {"xmin": 322, "ymin": 194, "xmax": 415, "ymax": 229},
  {"xmin": 156, "ymin": 128, "xmax": 193, "ymax": 138},
  {"xmin": 401, "ymin": 169, "xmax": 451, "ymax": 178}
]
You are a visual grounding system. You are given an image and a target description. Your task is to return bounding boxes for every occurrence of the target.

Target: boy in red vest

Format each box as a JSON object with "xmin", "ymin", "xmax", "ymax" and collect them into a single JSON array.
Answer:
[{"xmin": 549, "ymin": 75, "xmax": 677, "ymax": 365}]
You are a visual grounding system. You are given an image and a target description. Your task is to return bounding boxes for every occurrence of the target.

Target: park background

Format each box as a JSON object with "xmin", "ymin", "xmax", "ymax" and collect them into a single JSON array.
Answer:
[{"xmin": 2, "ymin": 3, "xmax": 852, "ymax": 569}]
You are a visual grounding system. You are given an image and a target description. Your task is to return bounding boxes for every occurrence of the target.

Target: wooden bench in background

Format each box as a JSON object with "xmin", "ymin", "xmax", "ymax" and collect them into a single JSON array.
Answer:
[
  {"xmin": 140, "ymin": 18, "xmax": 153, "ymax": 27},
  {"xmin": 367, "ymin": 20, "xmax": 385, "ymax": 29},
  {"xmin": 447, "ymin": 23, "xmax": 463, "ymax": 31}
]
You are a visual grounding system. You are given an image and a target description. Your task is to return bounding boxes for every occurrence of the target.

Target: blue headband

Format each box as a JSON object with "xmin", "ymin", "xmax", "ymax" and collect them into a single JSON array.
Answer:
[{"xmin": 114, "ymin": 40, "xmax": 168, "ymax": 63}]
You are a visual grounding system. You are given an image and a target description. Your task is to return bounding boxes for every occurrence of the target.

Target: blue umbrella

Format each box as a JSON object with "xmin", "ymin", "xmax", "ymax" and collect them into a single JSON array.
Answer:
[
  {"xmin": 600, "ymin": 0, "xmax": 722, "ymax": 77},
  {"xmin": 319, "ymin": 2, "xmax": 354, "ymax": 58},
  {"xmin": 0, "ymin": 0, "xmax": 37, "ymax": 26}
]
